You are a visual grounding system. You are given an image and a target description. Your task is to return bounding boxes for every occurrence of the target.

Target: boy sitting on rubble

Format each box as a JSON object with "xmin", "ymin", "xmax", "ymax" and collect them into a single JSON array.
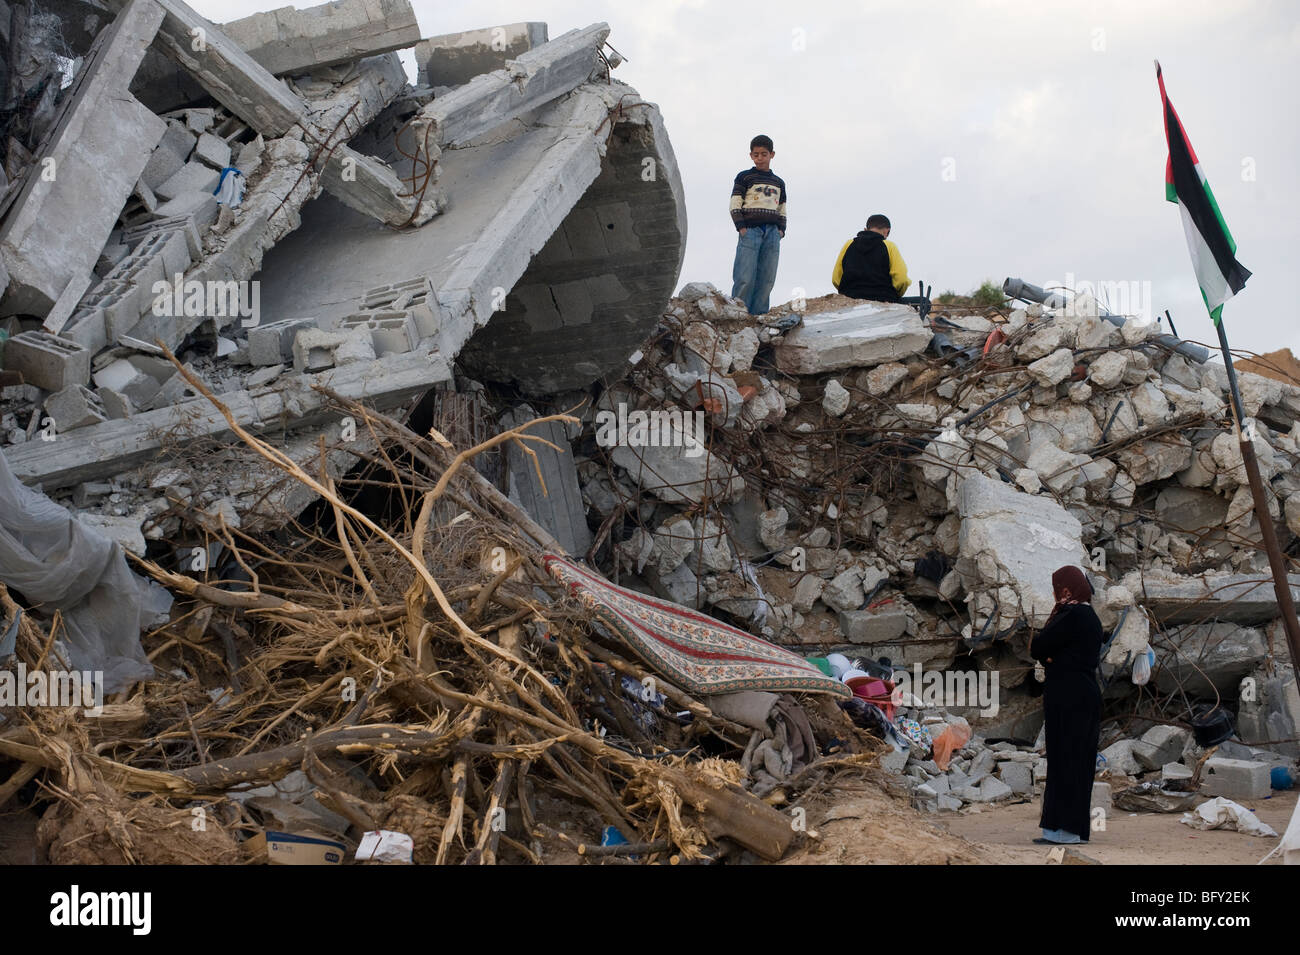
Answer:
[
  {"xmin": 832, "ymin": 214, "xmax": 931, "ymax": 317},
  {"xmin": 729, "ymin": 135, "xmax": 787, "ymax": 316}
]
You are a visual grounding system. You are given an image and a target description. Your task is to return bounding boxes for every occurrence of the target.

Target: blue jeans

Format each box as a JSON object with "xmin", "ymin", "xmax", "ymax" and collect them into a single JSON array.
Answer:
[{"xmin": 731, "ymin": 224, "xmax": 781, "ymax": 315}]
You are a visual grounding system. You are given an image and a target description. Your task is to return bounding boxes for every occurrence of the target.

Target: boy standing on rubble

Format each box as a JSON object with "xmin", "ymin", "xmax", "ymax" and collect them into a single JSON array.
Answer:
[{"xmin": 729, "ymin": 135, "xmax": 787, "ymax": 316}]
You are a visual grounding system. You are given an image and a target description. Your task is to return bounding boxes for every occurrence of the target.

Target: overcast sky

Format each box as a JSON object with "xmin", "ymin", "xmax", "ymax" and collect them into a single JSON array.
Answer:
[{"xmin": 197, "ymin": 0, "xmax": 1299, "ymax": 359}]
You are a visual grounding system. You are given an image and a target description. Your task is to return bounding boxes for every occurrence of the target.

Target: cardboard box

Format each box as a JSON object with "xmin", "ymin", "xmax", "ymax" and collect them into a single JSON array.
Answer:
[{"xmin": 245, "ymin": 830, "xmax": 346, "ymax": 865}]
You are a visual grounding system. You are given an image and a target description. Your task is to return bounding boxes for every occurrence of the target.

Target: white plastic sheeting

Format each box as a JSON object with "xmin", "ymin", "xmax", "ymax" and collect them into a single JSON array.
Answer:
[{"xmin": 0, "ymin": 451, "xmax": 169, "ymax": 691}]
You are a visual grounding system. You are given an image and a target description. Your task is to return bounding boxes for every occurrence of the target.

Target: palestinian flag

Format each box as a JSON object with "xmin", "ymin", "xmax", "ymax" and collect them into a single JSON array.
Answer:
[{"xmin": 1156, "ymin": 61, "xmax": 1251, "ymax": 324}]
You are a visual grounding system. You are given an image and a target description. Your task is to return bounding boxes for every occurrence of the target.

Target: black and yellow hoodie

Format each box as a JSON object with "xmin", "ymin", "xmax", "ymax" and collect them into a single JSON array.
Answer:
[{"xmin": 831, "ymin": 230, "xmax": 910, "ymax": 301}]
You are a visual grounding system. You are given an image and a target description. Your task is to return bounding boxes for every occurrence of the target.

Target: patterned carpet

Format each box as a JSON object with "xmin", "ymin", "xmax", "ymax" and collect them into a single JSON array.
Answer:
[{"xmin": 544, "ymin": 554, "xmax": 851, "ymax": 699}]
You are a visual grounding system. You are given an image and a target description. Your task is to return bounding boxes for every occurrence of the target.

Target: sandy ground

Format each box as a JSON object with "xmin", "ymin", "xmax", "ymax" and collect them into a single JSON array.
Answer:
[
  {"xmin": 940, "ymin": 790, "xmax": 1296, "ymax": 865},
  {"xmin": 788, "ymin": 784, "xmax": 1297, "ymax": 865}
]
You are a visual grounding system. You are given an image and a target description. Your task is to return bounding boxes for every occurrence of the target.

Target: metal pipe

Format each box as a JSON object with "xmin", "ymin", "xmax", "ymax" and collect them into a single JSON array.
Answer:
[{"xmin": 1002, "ymin": 277, "xmax": 1210, "ymax": 364}]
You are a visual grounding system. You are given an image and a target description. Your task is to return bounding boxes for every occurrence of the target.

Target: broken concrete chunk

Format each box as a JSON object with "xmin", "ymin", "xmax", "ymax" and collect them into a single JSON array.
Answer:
[
  {"xmin": 45, "ymin": 385, "xmax": 109, "ymax": 432},
  {"xmin": 194, "ymin": 132, "xmax": 232, "ymax": 170},
  {"xmin": 957, "ymin": 474, "xmax": 1088, "ymax": 629},
  {"xmin": 774, "ymin": 302, "xmax": 931, "ymax": 374}
]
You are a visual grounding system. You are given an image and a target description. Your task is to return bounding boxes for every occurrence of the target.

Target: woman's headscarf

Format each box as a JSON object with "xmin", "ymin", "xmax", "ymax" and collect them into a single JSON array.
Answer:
[{"xmin": 1051, "ymin": 565, "xmax": 1093, "ymax": 606}]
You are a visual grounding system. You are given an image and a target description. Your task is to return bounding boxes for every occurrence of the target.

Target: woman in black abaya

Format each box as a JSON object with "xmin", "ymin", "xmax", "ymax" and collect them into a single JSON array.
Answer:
[{"xmin": 1029, "ymin": 565, "xmax": 1103, "ymax": 845}]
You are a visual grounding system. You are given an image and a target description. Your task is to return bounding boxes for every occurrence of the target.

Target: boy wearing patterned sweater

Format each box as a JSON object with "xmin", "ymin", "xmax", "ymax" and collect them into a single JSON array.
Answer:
[{"xmin": 729, "ymin": 135, "xmax": 787, "ymax": 316}]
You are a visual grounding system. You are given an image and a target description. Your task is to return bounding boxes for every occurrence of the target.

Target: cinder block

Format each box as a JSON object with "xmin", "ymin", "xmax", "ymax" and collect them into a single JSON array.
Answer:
[
  {"xmin": 3, "ymin": 331, "xmax": 91, "ymax": 390},
  {"xmin": 1202, "ymin": 757, "xmax": 1271, "ymax": 800},
  {"xmin": 123, "ymin": 215, "xmax": 202, "ymax": 260},
  {"xmin": 44, "ymin": 385, "xmax": 108, "ymax": 431},
  {"xmin": 249, "ymin": 317, "xmax": 316, "ymax": 366},
  {"xmin": 101, "ymin": 282, "xmax": 144, "ymax": 341},
  {"xmin": 62, "ymin": 308, "xmax": 108, "ymax": 353},
  {"xmin": 292, "ymin": 327, "xmax": 374, "ymax": 373},
  {"xmin": 342, "ymin": 311, "xmax": 418, "ymax": 357}
]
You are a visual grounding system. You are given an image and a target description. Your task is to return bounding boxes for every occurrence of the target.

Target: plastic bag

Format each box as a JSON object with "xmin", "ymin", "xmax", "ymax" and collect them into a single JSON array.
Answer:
[
  {"xmin": 931, "ymin": 717, "xmax": 972, "ymax": 771},
  {"xmin": 0, "ymin": 451, "xmax": 169, "ymax": 691},
  {"xmin": 1132, "ymin": 646, "xmax": 1155, "ymax": 686}
]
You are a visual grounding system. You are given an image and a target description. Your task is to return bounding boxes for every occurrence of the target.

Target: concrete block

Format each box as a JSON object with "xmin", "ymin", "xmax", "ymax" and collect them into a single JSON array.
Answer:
[
  {"xmin": 1091, "ymin": 781, "xmax": 1112, "ymax": 811},
  {"xmin": 61, "ymin": 308, "xmax": 108, "ymax": 353},
  {"xmin": 44, "ymin": 385, "xmax": 108, "ymax": 431},
  {"xmin": 155, "ymin": 161, "xmax": 220, "ymax": 202},
  {"xmin": 249, "ymin": 317, "xmax": 316, "ymax": 366},
  {"xmin": 774, "ymin": 301, "xmax": 932, "ymax": 374},
  {"xmin": 292, "ymin": 327, "xmax": 374, "ymax": 372},
  {"xmin": 837, "ymin": 608, "xmax": 909, "ymax": 644},
  {"xmin": 140, "ymin": 122, "xmax": 198, "ymax": 191},
  {"xmin": 415, "ymin": 22, "xmax": 547, "ymax": 88},
  {"xmin": 184, "ymin": 108, "xmax": 215, "ymax": 133},
  {"xmin": 194, "ymin": 131, "xmax": 231, "ymax": 170},
  {"xmin": 1132, "ymin": 725, "xmax": 1190, "ymax": 771},
  {"xmin": 123, "ymin": 215, "xmax": 202, "ymax": 261},
  {"xmin": 152, "ymin": 191, "xmax": 219, "ymax": 231},
  {"xmin": 340, "ymin": 312, "xmax": 419, "ymax": 357},
  {"xmin": 1201, "ymin": 757, "xmax": 1271, "ymax": 800},
  {"xmin": 3, "ymin": 331, "xmax": 91, "ymax": 390}
]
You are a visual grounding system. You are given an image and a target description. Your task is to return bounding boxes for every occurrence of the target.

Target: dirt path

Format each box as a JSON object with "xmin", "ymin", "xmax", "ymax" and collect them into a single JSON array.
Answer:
[
  {"xmin": 939, "ymin": 790, "xmax": 1296, "ymax": 864},
  {"xmin": 784, "ymin": 779, "xmax": 1295, "ymax": 865}
]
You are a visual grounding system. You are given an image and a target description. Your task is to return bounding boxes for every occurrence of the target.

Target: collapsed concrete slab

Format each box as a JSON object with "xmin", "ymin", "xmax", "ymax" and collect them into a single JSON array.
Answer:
[
  {"xmin": 5, "ymin": 349, "xmax": 451, "ymax": 489},
  {"xmin": 0, "ymin": 0, "xmax": 166, "ymax": 315},
  {"xmin": 773, "ymin": 302, "xmax": 932, "ymax": 374},
  {"xmin": 412, "ymin": 23, "xmax": 610, "ymax": 148},
  {"xmin": 257, "ymin": 79, "xmax": 685, "ymax": 395},
  {"xmin": 415, "ymin": 22, "xmax": 548, "ymax": 88},
  {"xmin": 221, "ymin": 0, "xmax": 421, "ymax": 76},
  {"xmin": 458, "ymin": 93, "xmax": 687, "ymax": 393},
  {"xmin": 957, "ymin": 473, "xmax": 1089, "ymax": 630},
  {"xmin": 1123, "ymin": 570, "xmax": 1300, "ymax": 626}
]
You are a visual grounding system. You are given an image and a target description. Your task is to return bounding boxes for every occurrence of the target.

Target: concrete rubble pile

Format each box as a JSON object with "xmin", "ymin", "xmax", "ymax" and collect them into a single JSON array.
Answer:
[
  {"xmin": 542, "ymin": 281, "xmax": 1300, "ymax": 813},
  {"xmin": 0, "ymin": 0, "xmax": 685, "ymax": 551}
]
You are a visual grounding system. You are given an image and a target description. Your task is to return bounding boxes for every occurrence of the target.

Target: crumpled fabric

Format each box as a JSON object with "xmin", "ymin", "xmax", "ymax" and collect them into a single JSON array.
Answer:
[
  {"xmin": 0, "ymin": 451, "xmax": 170, "ymax": 691},
  {"xmin": 1179, "ymin": 797, "xmax": 1277, "ymax": 838},
  {"xmin": 212, "ymin": 167, "xmax": 246, "ymax": 208},
  {"xmin": 740, "ymin": 694, "xmax": 817, "ymax": 796}
]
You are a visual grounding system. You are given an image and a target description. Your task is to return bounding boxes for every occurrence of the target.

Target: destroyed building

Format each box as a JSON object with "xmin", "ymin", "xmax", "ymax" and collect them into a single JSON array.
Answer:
[{"xmin": 0, "ymin": 0, "xmax": 1296, "ymax": 866}]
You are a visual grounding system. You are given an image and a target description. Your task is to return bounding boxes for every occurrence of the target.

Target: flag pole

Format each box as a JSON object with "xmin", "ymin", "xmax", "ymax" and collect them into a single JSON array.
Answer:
[
  {"xmin": 1156, "ymin": 59, "xmax": 1300, "ymax": 681},
  {"xmin": 1212, "ymin": 315, "xmax": 1300, "ymax": 679}
]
